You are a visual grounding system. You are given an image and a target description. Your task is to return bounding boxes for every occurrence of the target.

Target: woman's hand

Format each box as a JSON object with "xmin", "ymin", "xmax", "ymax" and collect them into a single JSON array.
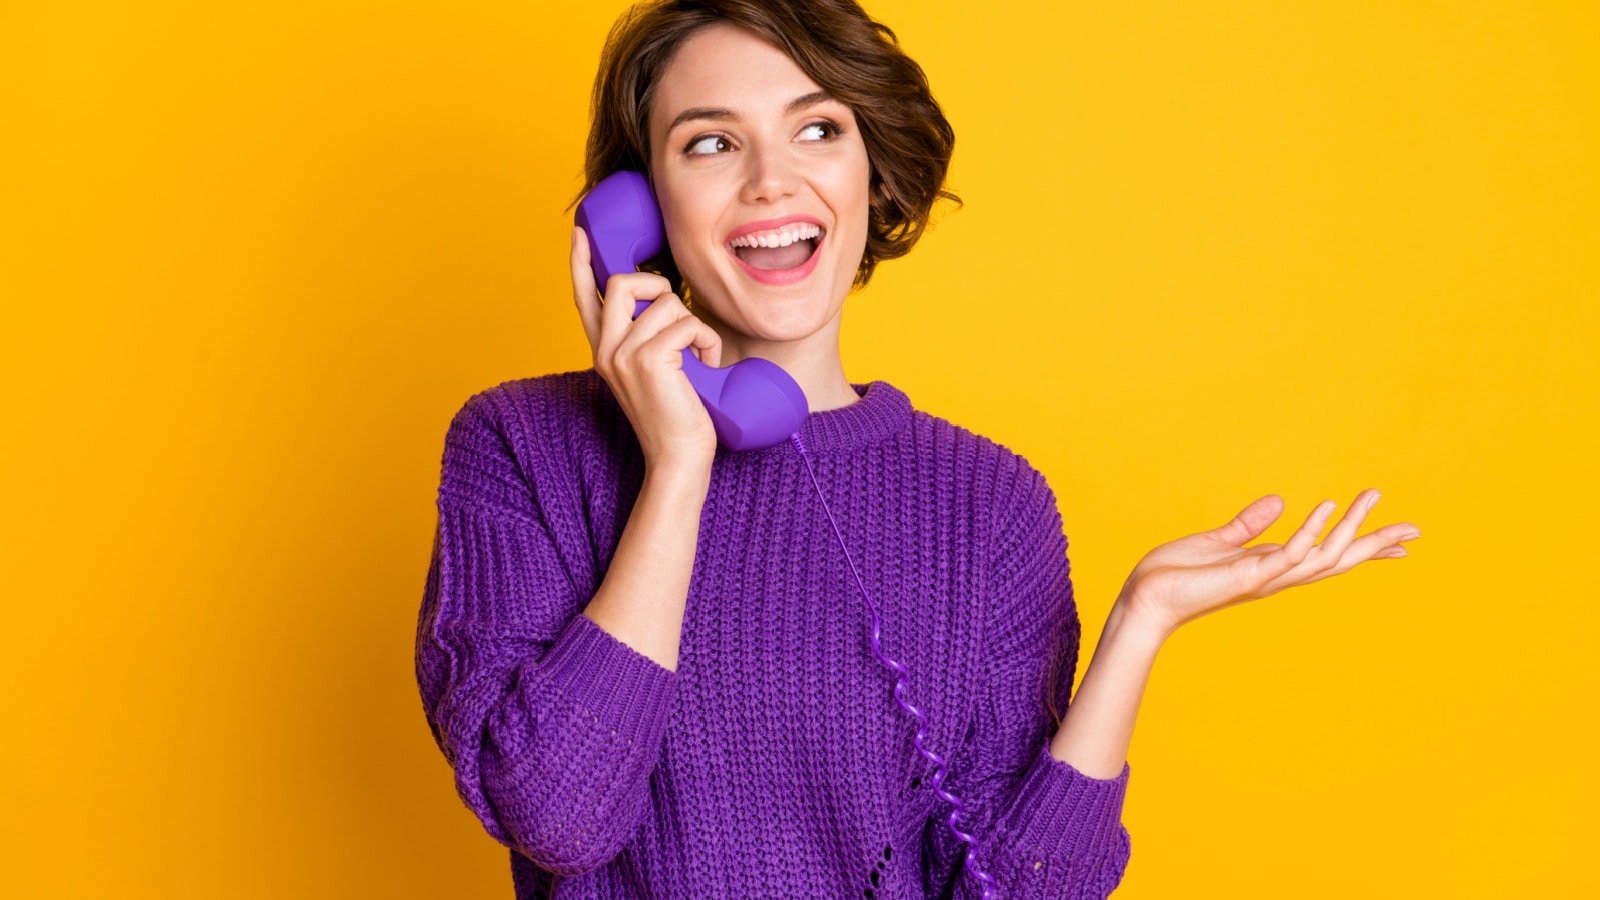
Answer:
[
  {"xmin": 1116, "ymin": 490, "xmax": 1420, "ymax": 639},
  {"xmin": 571, "ymin": 226, "xmax": 723, "ymax": 472}
]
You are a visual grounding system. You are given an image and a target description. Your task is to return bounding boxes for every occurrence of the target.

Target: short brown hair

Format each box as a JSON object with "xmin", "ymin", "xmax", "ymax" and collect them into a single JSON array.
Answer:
[{"xmin": 581, "ymin": 0, "xmax": 959, "ymax": 289}]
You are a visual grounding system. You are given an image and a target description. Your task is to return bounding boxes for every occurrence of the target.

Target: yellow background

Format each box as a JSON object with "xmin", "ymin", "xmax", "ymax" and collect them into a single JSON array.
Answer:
[{"xmin": 3, "ymin": 1, "xmax": 1595, "ymax": 897}]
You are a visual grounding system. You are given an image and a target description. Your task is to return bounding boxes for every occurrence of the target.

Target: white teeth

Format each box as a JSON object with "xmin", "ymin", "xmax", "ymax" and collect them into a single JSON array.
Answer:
[{"xmin": 729, "ymin": 223, "xmax": 823, "ymax": 249}]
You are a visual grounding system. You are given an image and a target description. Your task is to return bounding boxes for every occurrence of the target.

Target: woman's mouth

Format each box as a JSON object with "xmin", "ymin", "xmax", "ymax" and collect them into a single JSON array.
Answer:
[{"xmin": 725, "ymin": 219, "xmax": 826, "ymax": 286}]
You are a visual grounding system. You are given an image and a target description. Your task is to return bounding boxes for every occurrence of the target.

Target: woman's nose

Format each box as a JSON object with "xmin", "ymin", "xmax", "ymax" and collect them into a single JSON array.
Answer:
[{"xmin": 739, "ymin": 142, "xmax": 800, "ymax": 205}]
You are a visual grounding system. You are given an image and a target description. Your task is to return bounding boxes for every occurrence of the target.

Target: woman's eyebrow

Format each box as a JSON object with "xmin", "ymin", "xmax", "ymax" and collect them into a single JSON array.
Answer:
[
  {"xmin": 665, "ymin": 90, "xmax": 837, "ymax": 132},
  {"xmin": 784, "ymin": 90, "xmax": 833, "ymax": 114}
]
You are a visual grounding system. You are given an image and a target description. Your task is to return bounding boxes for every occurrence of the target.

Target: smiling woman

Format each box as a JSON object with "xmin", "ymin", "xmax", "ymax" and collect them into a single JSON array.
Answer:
[
  {"xmin": 414, "ymin": 1, "xmax": 1417, "ymax": 899},
  {"xmin": 413, "ymin": 3, "xmax": 1133, "ymax": 898}
]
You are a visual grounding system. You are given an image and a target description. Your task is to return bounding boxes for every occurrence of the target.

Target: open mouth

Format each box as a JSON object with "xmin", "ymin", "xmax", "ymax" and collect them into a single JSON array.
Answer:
[
  {"xmin": 729, "ymin": 223, "xmax": 823, "ymax": 271},
  {"xmin": 725, "ymin": 220, "xmax": 826, "ymax": 284}
]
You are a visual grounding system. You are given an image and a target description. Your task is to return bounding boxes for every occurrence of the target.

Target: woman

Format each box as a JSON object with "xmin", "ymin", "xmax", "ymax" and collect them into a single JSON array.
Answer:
[{"xmin": 415, "ymin": 2, "xmax": 1419, "ymax": 898}]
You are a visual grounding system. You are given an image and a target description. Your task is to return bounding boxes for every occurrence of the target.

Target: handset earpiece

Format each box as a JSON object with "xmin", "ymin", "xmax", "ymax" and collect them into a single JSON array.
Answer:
[
  {"xmin": 574, "ymin": 170, "xmax": 666, "ymax": 290},
  {"xmin": 575, "ymin": 170, "xmax": 808, "ymax": 452}
]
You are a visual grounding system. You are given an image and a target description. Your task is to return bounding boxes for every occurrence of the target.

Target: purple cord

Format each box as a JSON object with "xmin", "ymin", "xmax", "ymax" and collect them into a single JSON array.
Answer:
[{"xmin": 790, "ymin": 432, "xmax": 997, "ymax": 899}]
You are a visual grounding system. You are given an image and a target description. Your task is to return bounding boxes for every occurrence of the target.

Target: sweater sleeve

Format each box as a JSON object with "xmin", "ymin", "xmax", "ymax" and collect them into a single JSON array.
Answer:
[
  {"xmin": 414, "ymin": 388, "xmax": 678, "ymax": 876},
  {"xmin": 925, "ymin": 464, "xmax": 1132, "ymax": 900}
]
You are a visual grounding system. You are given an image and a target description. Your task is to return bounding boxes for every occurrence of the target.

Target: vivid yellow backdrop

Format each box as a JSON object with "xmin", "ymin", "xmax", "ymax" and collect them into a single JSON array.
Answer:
[{"xmin": 3, "ymin": 1, "xmax": 1595, "ymax": 897}]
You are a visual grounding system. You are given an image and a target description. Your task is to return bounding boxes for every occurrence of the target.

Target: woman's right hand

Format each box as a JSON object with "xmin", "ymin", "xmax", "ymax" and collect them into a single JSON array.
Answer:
[{"xmin": 571, "ymin": 226, "xmax": 723, "ymax": 473}]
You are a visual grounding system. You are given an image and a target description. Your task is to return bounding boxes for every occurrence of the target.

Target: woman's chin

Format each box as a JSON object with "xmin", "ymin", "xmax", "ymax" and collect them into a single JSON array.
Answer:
[
  {"xmin": 721, "ymin": 304, "xmax": 839, "ymax": 350},
  {"xmin": 691, "ymin": 268, "xmax": 846, "ymax": 348}
]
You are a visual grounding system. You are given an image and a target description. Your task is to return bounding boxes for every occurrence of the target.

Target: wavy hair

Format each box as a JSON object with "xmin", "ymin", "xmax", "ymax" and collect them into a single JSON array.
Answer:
[{"xmin": 580, "ymin": 0, "xmax": 959, "ymax": 289}]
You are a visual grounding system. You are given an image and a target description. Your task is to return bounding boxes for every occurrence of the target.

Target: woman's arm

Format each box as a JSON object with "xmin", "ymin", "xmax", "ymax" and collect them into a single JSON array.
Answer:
[
  {"xmin": 417, "ymin": 227, "xmax": 725, "ymax": 875},
  {"xmin": 1048, "ymin": 602, "xmax": 1166, "ymax": 780},
  {"xmin": 418, "ymin": 412, "xmax": 685, "ymax": 877},
  {"xmin": 581, "ymin": 460, "xmax": 710, "ymax": 671},
  {"xmin": 931, "ymin": 464, "xmax": 1133, "ymax": 900},
  {"xmin": 569, "ymin": 224, "xmax": 723, "ymax": 671}
]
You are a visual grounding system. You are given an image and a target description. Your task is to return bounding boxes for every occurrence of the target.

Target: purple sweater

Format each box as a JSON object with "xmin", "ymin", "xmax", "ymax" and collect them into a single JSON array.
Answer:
[{"xmin": 415, "ymin": 369, "xmax": 1132, "ymax": 899}]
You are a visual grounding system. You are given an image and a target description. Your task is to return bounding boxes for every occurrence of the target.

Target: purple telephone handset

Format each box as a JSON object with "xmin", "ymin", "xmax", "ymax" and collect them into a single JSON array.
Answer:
[{"xmin": 575, "ymin": 170, "xmax": 809, "ymax": 452}]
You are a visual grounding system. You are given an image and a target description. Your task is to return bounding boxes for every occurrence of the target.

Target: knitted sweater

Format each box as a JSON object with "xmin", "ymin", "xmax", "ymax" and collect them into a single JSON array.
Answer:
[{"xmin": 415, "ymin": 369, "xmax": 1132, "ymax": 900}]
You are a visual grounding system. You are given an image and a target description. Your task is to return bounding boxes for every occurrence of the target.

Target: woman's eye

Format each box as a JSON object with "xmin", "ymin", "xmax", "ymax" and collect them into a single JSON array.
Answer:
[
  {"xmin": 687, "ymin": 135, "xmax": 732, "ymax": 156},
  {"xmin": 798, "ymin": 121, "xmax": 841, "ymax": 142}
]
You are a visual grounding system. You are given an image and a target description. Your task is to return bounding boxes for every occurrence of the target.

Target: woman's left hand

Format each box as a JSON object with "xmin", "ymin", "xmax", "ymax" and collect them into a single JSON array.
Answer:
[{"xmin": 1116, "ymin": 489, "xmax": 1420, "ymax": 639}]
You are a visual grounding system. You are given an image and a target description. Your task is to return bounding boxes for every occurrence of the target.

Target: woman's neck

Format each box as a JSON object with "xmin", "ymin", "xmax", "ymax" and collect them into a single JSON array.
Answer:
[{"xmin": 711, "ymin": 327, "xmax": 859, "ymax": 413}]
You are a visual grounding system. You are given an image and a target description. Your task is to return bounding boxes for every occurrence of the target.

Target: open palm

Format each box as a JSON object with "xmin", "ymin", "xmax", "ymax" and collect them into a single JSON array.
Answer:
[{"xmin": 1118, "ymin": 490, "xmax": 1420, "ymax": 637}]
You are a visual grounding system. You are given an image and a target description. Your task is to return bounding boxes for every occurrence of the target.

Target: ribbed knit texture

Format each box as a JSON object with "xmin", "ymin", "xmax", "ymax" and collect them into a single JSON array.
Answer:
[{"xmin": 415, "ymin": 369, "xmax": 1132, "ymax": 899}]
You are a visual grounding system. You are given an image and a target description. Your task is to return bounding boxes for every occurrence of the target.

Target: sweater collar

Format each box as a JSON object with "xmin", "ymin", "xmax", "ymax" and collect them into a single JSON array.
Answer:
[{"xmin": 795, "ymin": 380, "xmax": 913, "ymax": 454}]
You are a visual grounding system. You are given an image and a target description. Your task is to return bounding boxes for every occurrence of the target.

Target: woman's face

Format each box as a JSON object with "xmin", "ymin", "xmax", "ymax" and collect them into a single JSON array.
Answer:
[{"xmin": 647, "ymin": 23, "xmax": 871, "ymax": 350}]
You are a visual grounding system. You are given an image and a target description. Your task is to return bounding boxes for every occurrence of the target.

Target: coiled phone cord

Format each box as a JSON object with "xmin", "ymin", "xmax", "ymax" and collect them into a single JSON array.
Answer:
[{"xmin": 789, "ymin": 431, "xmax": 998, "ymax": 899}]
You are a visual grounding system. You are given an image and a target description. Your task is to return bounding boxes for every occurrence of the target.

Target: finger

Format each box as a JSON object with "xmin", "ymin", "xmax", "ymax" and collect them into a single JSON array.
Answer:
[
  {"xmin": 1266, "ymin": 521, "xmax": 1418, "ymax": 591},
  {"xmin": 1208, "ymin": 494, "xmax": 1285, "ymax": 546},
  {"xmin": 1311, "ymin": 489, "xmax": 1383, "ymax": 568},
  {"xmin": 1243, "ymin": 500, "xmax": 1334, "ymax": 593},
  {"xmin": 570, "ymin": 227, "xmax": 601, "ymax": 352},
  {"xmin": 645, "ymin": 314, "xmax": 722, "ymax": 368},
  {"xmin": 599, "ymin": 272, "xmax": 676, "ymax": 355},
  {"xmin": 1329, "ymin": 522, "xmax": 1421, "ymax": 571},
  {"xmin": 687, "ymin": 317, "xmax": 721, "ymax": 368},
  {"xmin": 1279, "ymin": 499, "xmax": 1337, "ymax": 567},
  {"xmin": 617, "ymin": 291, "xmax": 694, "ymax": 353}
]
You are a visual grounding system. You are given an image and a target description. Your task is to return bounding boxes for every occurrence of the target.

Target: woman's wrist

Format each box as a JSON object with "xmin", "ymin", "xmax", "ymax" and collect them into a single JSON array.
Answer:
[
  {"xmin": 1110, "ymin": 587, "xmax": 1179, "ymax": 646},
  {"xmin": 643, "ymin": 454, "xmax": 714, "ymax": 497},
  {"xmin": 1102, "ymin": 598, "xmax": 1172, "ymax": 661}
]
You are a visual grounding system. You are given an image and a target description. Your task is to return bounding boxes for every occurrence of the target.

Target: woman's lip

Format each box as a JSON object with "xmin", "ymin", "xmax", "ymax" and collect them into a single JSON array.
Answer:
[
  {"xmin": 723, "ymin": 214, "xmax": 827, "ymax": 244},
  {"xmin": 727, "ymin": 231, "xmax": 825, "ymax": 286}
]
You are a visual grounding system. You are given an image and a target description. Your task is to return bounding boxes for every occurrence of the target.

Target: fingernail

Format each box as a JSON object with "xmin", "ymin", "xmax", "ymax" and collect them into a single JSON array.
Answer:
[
  {"xmin": 1368, "ymin": 491, "xmax": 1382, "ymax": 507},
  {"xmin": 1402, "ymin": 531, "xmax": 1420, "ymax": 541},
  {"xmin": 1391, "ymin": 547, "xmax": 1408, "ymax": 558}
]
